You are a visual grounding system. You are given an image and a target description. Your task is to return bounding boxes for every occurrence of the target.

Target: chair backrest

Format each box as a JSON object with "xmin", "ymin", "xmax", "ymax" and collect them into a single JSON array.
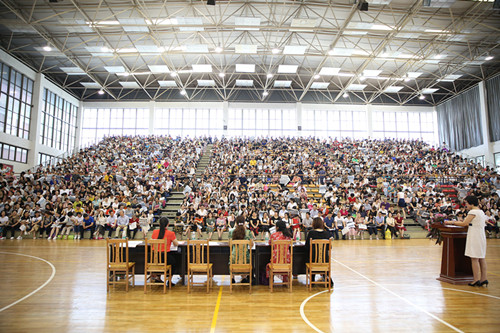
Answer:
[
  {"xmin": 187, "ymin": 240, "xmax": 210, "ymax": 266},
  {"xmin": 309, "ymin": 239, "xmax": 331, "ymax": 265},
  {"xmin": 107, "ymin": 238, "xmax": 129, "ymax": 265},
  {"xmin": 145, "ymin": 239, "xmax": 168, "ymax": 268},
  {"xmin": 229, "ymin": 239, "xmax": 252, "ymax": 266},
  {"xmin": 270, "ymin": 239, "xmax": 293, "ymax": 265}
]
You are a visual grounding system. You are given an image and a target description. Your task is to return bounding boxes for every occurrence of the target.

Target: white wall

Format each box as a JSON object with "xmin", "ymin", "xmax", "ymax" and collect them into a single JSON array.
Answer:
[{"xmin": 0, "ymin": 49, "xmax": 80, "ymax": 173}]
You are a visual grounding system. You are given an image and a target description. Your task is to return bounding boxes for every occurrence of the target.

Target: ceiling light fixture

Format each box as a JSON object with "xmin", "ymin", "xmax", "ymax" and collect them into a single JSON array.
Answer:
[
  {"xmin": 314, "ymin": 74, "xmax": 320, "ymax": 80},
  {"xmin": 180, "ymin": 89, "xmax": 187, "ymax": 95},
  {"xmin": 263, "ymin": 91, "xmax": 269, "ymax": 96},
  {"xmin": 272, "ymin": 48, "xmax": 280, "ymax": 54},
  {"xmin": 359, "ymin": 76, "xmax": 366, "ymax": 82},
  {"xmin": 485, "ymin": 54, "xmax": 494, "ymax": 61},
  {"xmin": 343, "ymin": 92, "xmax": 349, "ymax": 98},
  {"xmin": 101, "ymin": 46, "xmax": 109, "ymax": 53},
  {"xmin": 98, "ymin": 89, "xmax": 105, "ymax": 95},
  {"xmin": 170, "ymin": 72, "xmax": 178, "ymax": 77},
  {"xmin": 267, "ymin": 73, "xmax": 273, "ymax": 79},
  {"xmin": 219, "ymin": 72, "xmax": 225, "ymax": 78},
  {"xmin": 215, "ymin": 46, "xmax": 223, "ymax": 53},
  {"xmin": 43, "ymin": 45, "xmax": 52, "ymax": 52},
  {"xmin": 419, "ymin": 94, "xmax": 426, "ymax": 100}
]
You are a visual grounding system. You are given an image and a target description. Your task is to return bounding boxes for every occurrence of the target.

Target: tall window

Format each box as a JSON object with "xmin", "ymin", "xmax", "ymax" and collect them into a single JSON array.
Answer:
[
  {"xmin": 154, "ymin": 108, "xmax": 223, "ymax": 137},
  {"xmin": 228, "ymin": 108, "xmax": 296, "ymax": 137},
  {"xmin": 41, "ymin": 89, "xmax": 78, "ymax": 151},
  {"xmin": 373, "ymin": 111, "xmax": 436, "ymax": 143},
  {"xmin": 0, "ymin": 61, "xmax": 33, "ymax": 139},
  {"xmin": 81, "ymin": 108, "xmax": 149, "ymax": 146},
  {"xmin": 302, "ymin": 109, "xmax": 366, "ymax": 139},
  {"xmin": 0, "ymin": 142, "xmax": 28, "ymax": 163}
]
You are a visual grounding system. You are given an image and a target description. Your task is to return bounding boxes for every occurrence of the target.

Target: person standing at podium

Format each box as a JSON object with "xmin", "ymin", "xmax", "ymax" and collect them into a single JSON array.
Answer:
[{"xmin": 445, "ymin": 195, "xmax": 488, "ymax": 287}]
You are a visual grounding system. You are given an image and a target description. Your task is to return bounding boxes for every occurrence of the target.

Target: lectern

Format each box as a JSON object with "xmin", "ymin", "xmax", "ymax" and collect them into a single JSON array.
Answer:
[{"xmin": 436, "ymin": 225, "xmax": 473, "ymax": 285}]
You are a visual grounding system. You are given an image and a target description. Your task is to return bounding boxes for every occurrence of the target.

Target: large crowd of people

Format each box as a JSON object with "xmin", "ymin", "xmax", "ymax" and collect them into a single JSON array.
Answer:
[
  {"xmin": 0, "ymin": 135, "xmax": 207, "ymax": 240},
  {"xmin": 1, "ymin": 135, "xmax": 499, "ymax": 242}
]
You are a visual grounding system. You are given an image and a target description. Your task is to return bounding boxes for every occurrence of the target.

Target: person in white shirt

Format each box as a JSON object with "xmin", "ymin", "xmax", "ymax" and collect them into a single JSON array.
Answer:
[{"xmin": 115, "ymin": 210, "xmax": 129, "ymax": 239}]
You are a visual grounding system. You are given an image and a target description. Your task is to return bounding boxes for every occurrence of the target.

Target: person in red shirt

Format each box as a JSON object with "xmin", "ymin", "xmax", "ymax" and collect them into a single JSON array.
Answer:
[{"xmin": 150, "ymin": 217, "xmax": 179, "ymax": 284}]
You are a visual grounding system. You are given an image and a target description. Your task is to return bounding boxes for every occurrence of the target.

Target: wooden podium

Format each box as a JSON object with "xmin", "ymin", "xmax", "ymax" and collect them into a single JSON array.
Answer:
[{"xmin": 436, "ymin": 225, "xmax": 473, "ymax": 285}]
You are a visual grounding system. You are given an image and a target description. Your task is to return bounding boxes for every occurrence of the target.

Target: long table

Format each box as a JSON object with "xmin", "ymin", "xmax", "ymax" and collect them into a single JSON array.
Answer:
[{"xmin": 127, "ymin": 241, "xmax": 308, "ymax": 285}]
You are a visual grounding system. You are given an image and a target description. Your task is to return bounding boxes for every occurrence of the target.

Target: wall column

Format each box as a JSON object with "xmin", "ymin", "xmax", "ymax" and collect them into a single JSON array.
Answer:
[
  {"xmin": 28, "ymin": 72, "xmax": 44, "ymax": 167},
  {"xmin": 223, "ymin": 101, "xmax": 228, "ymax": 136},
  {"xmin": 149, "ymin": 101, "xmax": 155, "ymax": 135},
  {"xmin": 366, "ymin": 104, "xmax": 373, "ymax": 139},
  {"xmin": 296, "ymin": 102, "xmax": 302, "ymax": 136},
  {"xmin": 478, "ymin": 81, "xmax": 493, "ymax": 166}
]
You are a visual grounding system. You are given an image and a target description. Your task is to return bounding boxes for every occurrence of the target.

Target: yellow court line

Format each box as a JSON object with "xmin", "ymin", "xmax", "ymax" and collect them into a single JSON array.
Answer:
[{"xmin": 210, "ymin": 279, "xmax": 224, "ymax": 333}]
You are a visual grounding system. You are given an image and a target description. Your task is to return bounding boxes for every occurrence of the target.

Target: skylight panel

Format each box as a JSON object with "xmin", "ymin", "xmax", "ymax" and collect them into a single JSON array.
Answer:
[
  {"xmin": 310, "ymin": 82, "xmax": 330, "ymax": 89},
  {"xmin": 119, "ymin": 82, "xmax": 140, "ymax": 88},
  {"xmin": 60, "ymin": 67, "xmax": 86, "ymax": 75},
  {"xmin": 236, "ymin": 80, "xmax": 254, "ymax": 87},
  {"xmin": 319, "ymin": 67, "xmax": 340, "ymax": 75},
  {"xmin": 277, "ymin": 65, "xmax": 298, "ymax": 74},
  {"xmin": 422, "ymin": 88, "xmax": 439, "ymax": 94},
  {"xmin": 235, "ymin": 64, "xmax": 255, "ymax": 73},
  {"xmin": 383, "ymin": 86, "xmax": 404, "ymax": 93},
  {"xmin": 118, "ymin": 18, "xmax": 149, "ymax": 32},
  {"xmin": 363, "ymin": 70, "xmax": 382, "ymax": 77},
  {"xmin": 234, "ymin": 17, "xmax": 261, "ymax": 30},
  {"xmin": 80, "ymin": 82, "xmax": 101, "ymax": 88},
  {"xmin": 192, "ymin": 64, "xmax": 213, "ymax": 73},
  {"xmin": 148, "ymin": 65, "xmax": 170, "ymax": 73},
  {"xmin": 273, "ymin": 80, "xmax": 292, "ymax": 88},
  {"xmin": 290, "ymin": 18, "xmax": 318, "ymax": 28},
  {"xmin": 135, "ymin": 45, "xmax": 163, "ymax": 53},
  {"xmin": 185, "ymin": 44, "xmax": 209, "ymax": 53},
  {"xmin": 176, "ymin": 17, "xmax": 204, "ymax": 31},
  {"xmin": 283, "ymin": 45, "xmax": 307, "ymax": 55},
  {"xmin": 329, "ymin": 48, "xmax": 355, "ymax": 56},
  {"xmin": 158, "ymin": 81, "xmax": 178, "ymax": 87},
  {"xmin": 346, "ymin": 84, "xmax": 367, "ymax": 91},
  {"xmin": 235, "ymin": 45, "xmax": 258, "ymax": 54},
  {"xmin": 407, "ymin": 72, "xmax": 423, "ymax": 78},
  {"xmin": 104, "ymin": 66, "xmax": 126, "ymax": 73},
  {"xmin": 437, "ymin": 74, "xmax": 462, "ymax": 82},
  {"xmin": 197, "ymin": 80, "xmax": 216, "ymax": 87}
]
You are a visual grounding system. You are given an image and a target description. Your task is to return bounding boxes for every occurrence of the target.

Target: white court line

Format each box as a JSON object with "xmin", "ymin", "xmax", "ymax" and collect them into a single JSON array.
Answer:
[
  {"xmin": 299, "ymin": 290, "xmax": 329, "ymax": 333},
  {"xmin": 332, "ymin": 259, "xmax": 465, "ymax": 333},
  {"xmin": 0, "ymin": 251, "xmax": 56, "ymax": 313},
  {"xmin": 442, "ymin": 288, "xmax": 500, "ymax": 300}
]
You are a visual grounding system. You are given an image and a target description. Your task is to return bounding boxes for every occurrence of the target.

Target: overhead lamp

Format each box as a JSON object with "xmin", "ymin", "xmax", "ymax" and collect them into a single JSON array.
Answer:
[
  {"xmin": 404, "ymin": 76, "xmax": 411, "ymax": 82},
  {"xmin": 359, "ymin": 76, "xmax": 366, "ymax": 82},
  {"xmin": 43, "ymin": 45, "xmax": 52, "ymax": 52},
  {"xmin": 342, "ymin": 92, "xmax": 349, "ymax": 98},
  {"xmin": 180, "ymin": 89, "xmax": 187, "ymax": 95},
  {"xmin": 263, "ymin": 91, "xmax": 269, "ymax": 96},
  {"xmin": 266, "ymin": 73, "xmax": 273, "ymax": 79},
  {"xmin": 219, "ymin": 72, "xmax": 225, "ymax": 78},
  {"xmin": 485, "ymin": 54, "xmax": 494, "ymax": 61},
  {"xmin": 98, "ymin": 89, "xmax": 105, "ymax": 95},
  {"xmin": 314, "ymin": 74, "xmax": 320, "ymax": 80},
  {"xmin": 419, "ymin": 95, "xmax": 426, "ymax": 100},
  {"xmin": 170, "ymin": 72, "xmax": 178, "ymax": 77},
  {"xmin": 215, "ymin": 46, "xmax": 223, "ymax": 53},
  {"xmin": 101, "ymin": 46, "xmax": 110, "ymax": 53},
  {"xmin": 272, "ymin": 48, "xmax": 280, "ymax": 54}
]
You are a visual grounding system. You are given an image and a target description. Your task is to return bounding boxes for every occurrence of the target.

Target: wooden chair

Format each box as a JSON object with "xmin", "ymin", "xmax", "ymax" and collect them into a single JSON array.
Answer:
[
  {"xmin": 187, "ymin": 240, "xmax": 213, "ymax": 293},
  {"xmin": 306, "ymin": 239, "xmax": 333, "ymax": 291},
  {"xmin": 269, "ymin": 239, "xmax": 293, "ymax": 292},
  {"xmin": 144, "ymin": 239, "xmax": 172, "ymax": 293},
  {"xmin": 229, "ymin": 239, "xmax": 253, "ymax": 294},
  {"xmin": 106, "ymin": 238, "xmax": 135, "ymax": 292}
]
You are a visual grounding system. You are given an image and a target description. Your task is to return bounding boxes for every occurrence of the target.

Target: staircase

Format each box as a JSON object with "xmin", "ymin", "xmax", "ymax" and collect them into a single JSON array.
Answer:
[{"xmin": 161, "ymin": 144, "xmax": 213, "ymax": 222}]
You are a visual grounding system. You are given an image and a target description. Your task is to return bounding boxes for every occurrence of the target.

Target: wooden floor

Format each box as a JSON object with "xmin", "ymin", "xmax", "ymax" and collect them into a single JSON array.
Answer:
[{"xmin": 0, "ymin": 238, "xmax": 499, "ymax": 332}]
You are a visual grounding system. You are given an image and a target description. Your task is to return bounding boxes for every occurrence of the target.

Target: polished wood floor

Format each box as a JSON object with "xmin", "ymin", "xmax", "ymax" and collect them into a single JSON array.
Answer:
[{"xmin": 0, "ymin": 238, "xmax": 499, "ymax": 332}]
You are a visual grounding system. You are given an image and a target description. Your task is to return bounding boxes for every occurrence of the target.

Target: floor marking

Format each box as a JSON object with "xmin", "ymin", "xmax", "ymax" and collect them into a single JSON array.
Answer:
[
  {"xmin": 299, "ymin": 290, "xmax": 329, "ymax": 333},
  {"xmin": 210, "ymin": 277, "xmax": 224, "ymax": 333},
  {"xmin": 332, "ymin": 259, "xmax": 465, "ymax": 333},
  {"xmin": 442, "ymin": 288, "xmax": 500, "ymax": 300},
  {"xmin": 0, "ymin": 251, "xmax": 56, "ymax": 313}
]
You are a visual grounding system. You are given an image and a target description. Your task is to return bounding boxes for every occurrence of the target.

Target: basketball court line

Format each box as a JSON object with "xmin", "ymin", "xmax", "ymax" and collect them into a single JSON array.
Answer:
[
  {"xmin": 0, "ymin": 251, "xmax": 56, "ymax": 313},
  {"xmin": 210, "ymin": 277, "xmax": 224, "ymax": 333},
  {"xmin": 332, "ymin": 259, "xmax": 465, "ymax": 332}
]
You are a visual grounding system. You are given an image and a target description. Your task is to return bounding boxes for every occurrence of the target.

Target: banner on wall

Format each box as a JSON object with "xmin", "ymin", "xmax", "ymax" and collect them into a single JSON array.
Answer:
[{"xmin": 0, "ymin": 163, "xmax": 14, "ymax": 176}]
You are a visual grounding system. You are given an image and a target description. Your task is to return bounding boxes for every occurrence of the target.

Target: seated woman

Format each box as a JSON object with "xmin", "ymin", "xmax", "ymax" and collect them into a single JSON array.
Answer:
[
  {"xmin": 305, "ymin": 217, "xmax": 332, "ymax": 282},
  {"xmin": 230, "ymin": 215, "xmax": 253, "ymax": 284},
  {"xmin": 150, "ymin": 217, "xmax": 179, "ymax": 284},
  {"xmin": 266, "ymin": 221, "xmax": 293, "ymax": 283},
  {"xmin": 385, "ymin": 212, "xmax": 398, "ymax": 239},
  {"xmin": 394, "ymin": 212, "xmax": 406, "ymax": 239}
]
